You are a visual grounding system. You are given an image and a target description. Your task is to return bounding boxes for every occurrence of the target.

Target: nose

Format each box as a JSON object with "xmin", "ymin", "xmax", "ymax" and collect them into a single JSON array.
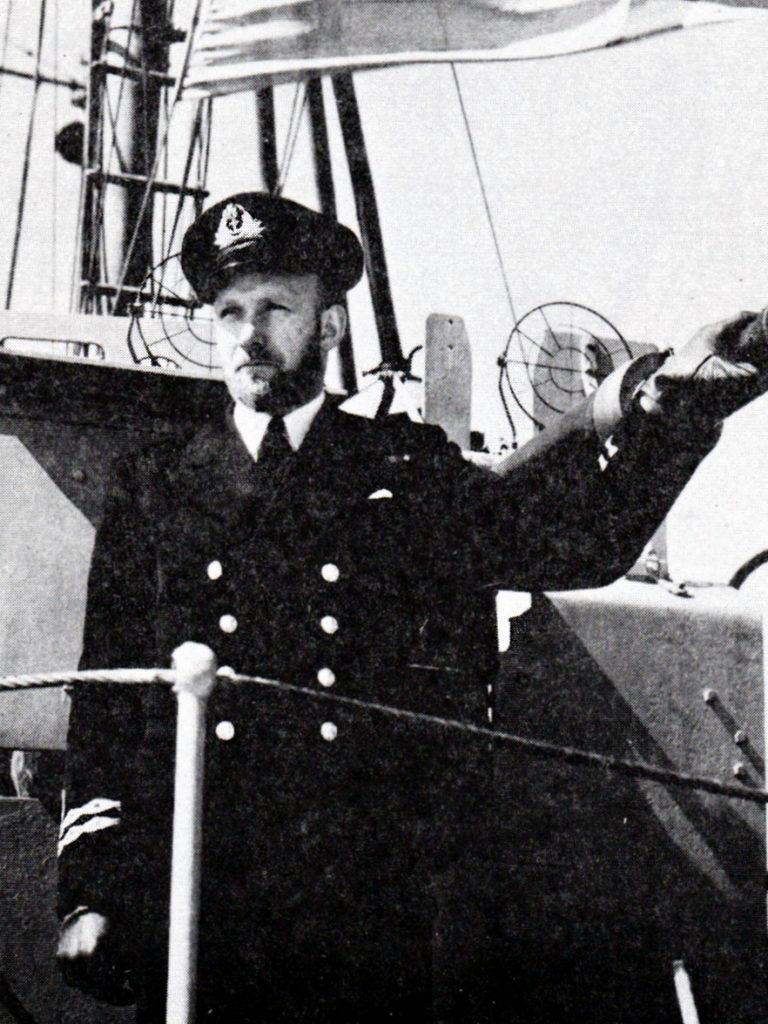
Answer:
[{"xmin": 238, "ymin": 316, "xmax": 270, "ymax": 356}]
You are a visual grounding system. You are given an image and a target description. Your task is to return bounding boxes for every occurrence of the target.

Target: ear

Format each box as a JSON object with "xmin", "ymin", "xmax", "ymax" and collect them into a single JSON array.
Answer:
[{"xmin": 320, "ymin": 304, "xmax": 347, "ymax": 353}]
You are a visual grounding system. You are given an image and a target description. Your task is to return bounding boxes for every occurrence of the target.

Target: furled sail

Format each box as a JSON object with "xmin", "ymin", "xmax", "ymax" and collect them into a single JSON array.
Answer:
[{"xmin": 182, "ymin": 0, "xmax": 768, "ymax": 97}]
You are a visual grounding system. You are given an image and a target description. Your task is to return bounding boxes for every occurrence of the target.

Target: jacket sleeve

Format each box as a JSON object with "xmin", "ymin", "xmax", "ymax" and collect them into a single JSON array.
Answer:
[
  {"xmin": 59, "ymin": 452, "xmax": 164, "ymax": 928},
  {"xmin": 453, "ymin": 396, "xmax": 721, "ymax": 591},
  {"xmin": 79, "ymin": 452, "xmax": 160, "ymax": 673}
]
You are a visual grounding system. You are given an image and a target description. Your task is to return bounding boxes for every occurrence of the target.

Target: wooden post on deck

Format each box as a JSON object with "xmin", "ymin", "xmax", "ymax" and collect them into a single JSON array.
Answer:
[{"xmin": 166, "ymin": 642, "xmax": 218, "ymax": 1024}]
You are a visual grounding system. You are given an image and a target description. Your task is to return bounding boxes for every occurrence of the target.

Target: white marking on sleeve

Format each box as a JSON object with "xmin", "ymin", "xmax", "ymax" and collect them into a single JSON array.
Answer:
[
  {"xmin": 58, "ymin": 815, "xmax": 121, "ymax": 856},
  {"xmin": 59, "ymin": 798, "xmax": 121, "ymax": 838}
]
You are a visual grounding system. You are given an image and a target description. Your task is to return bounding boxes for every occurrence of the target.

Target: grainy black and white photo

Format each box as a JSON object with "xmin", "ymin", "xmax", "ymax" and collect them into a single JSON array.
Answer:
[{"xmin": 0, "ymin": 2, "xmax": 767, "ymax": 1022}]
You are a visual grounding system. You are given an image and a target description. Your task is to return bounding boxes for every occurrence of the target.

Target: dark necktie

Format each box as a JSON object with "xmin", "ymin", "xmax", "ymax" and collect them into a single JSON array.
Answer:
[{"xmin": 257, "ymin": 415, "xmax": 293, "ymax": 473}]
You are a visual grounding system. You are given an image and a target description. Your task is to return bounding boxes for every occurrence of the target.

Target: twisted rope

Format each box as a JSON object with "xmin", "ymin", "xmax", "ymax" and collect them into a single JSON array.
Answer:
[
  {"xmin": 0, "ymin": 669, "xmax": 174, "ymax": 689},
  {"xmin": 1, "ymin": 668, "xmax": 765, "ymax": 806}
]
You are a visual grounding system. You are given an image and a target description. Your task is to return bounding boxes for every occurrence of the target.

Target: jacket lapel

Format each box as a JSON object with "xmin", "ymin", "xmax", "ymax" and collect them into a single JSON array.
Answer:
[
  {"xmin": 166, "ymin": 396, "xmax": 383, "ymax": 536},
  {"xmin": 170, "ymin": 407, "xmax": 261, "ymax": 524}
]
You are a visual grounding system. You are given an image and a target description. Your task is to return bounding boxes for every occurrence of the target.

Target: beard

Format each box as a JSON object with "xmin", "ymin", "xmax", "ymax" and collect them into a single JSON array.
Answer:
[{"xmin": 233, "ymin": 314, "xmax": 326, "ymax": 415}]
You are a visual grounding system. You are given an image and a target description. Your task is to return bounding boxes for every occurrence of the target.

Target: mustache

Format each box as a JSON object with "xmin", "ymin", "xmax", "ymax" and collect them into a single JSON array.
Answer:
[{"xmin": 238, "ymin": 345, "xmax": 280, "ymax": 367}]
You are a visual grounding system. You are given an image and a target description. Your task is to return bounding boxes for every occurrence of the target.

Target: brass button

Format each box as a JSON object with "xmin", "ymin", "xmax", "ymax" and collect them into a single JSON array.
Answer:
[
  {"xmin": 320, "ymin": 615, "xmax": 338, "ymax": 635},
  {"xmin": 320, "ymin": 722, "xmax": 338, "ymax": 742},
  {"xmin": 317, "ymin": 667, "xmax": 336, "ymax": 688},
  {"xmin": 207, "ymin": 560, "xmax": 223, "ymax": 581},
  {"xmin": 215, "ymin": 721, "xmax": 235, "ymax": 742},
  {"xmin": 219, "ymin": 614, "xmax": 238, "ymax": 634},
  {"xmin": 321, "ymin": 563, "xmax": 340, "ymax": 583}
]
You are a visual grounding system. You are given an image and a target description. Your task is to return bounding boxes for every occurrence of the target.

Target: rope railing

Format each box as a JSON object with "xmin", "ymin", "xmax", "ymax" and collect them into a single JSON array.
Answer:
[
  {"xmin": 0, "ymin": 669, "xmax": 174, "ymax": 690},
  {"xmin": 2, "ymin": 663, "xmax": 765, "ymax": 807},
  {"xmin": 5, "ymin": 642, "xmax": 765, "ymax": 1024}
]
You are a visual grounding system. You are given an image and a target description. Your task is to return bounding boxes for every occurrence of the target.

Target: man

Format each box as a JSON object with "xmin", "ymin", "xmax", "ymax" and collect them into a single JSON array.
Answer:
[{"xmin": 57, "ymin": 192, "xmax": 768, "ymax": 1022}]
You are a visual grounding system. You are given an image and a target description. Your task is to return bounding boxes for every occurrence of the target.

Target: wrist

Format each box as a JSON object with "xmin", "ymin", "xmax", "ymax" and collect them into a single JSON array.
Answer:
[
  {"xmin": 592, "ymin": 350, "xmax": 670, "ymax": 440},
  {"xmin": 60, "ymin": 905, "xmax": 92, "ymax": 930},
  {"xmin": 634, "ymin": 372, "xmax": 666, "ymax": 416}
]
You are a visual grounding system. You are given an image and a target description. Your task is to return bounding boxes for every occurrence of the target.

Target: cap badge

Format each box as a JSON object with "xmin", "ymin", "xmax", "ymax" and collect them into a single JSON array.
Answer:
[{"xmin": 214, "ymin": 203, "xmax": 265, "ymax": 250}]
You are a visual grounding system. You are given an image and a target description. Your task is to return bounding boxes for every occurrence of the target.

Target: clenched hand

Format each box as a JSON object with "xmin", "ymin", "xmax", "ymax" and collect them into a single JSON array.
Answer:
[
  {"xmin": 639, "ymin": 309, "xmax": 768, "ymax": 421},
  {"xmin": 57, "ymin": 911, "xmax": 135, "ymax": 1006}
]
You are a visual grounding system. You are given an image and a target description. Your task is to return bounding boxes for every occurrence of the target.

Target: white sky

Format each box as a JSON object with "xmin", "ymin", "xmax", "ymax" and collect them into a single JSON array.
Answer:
[{"xmin": 1, "ymin": 1, "xmax": 767, "ymax": 581}]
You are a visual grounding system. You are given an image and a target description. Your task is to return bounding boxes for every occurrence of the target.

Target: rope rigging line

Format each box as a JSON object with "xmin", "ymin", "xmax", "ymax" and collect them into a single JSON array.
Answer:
[
  {"xmin": 0, "ymin": 0, "xmax": 16, "ymax": 112},
  {"xmin": 160, "ymin": 78, "xmax": 170, "ymax": 288},
  {"xmin": 5, "ymin": 0, "xmax": 47, "ymax": 310},
  {"xmin": 496, "ymin": 373, "xmax": 519, "ymax": 448},
  {"xmin": 159, "ymin": 1, "xmax": 174, "ymax": 276},
  {"xmin": 80, "ymin": 5, "xmax": 119, "ymax": 312},
  {"xmin": 88, "ymin": 2, "xmax": 137, "ymax": 312},
  {"xmin": 69, "ymin": 165, "xmax": 87, "ymax": 312},
  {"xmin": 276, "ymin": 81, "xmax": 307, "ymax": 195},
  {"xmin": 2, "ymin": 666, "xmax": 765, "ymax": 806},
  {"xmin": 449, "ymin": 63, "xmax": 517, "ymax": 327},
  {"xmin": 111, "ymin": 0, "xmax": 207, "ymax": 312},
  {"xmin": 159, "ymin": 99, "xmax": 206, "ymax": 284},
  {"xmin": 103, "ymin": 41, "xmax": 131, "ymax": 169},
  {"xmin": 50, "ymin": 0, "xmax": 59, "ymax": 306},
  {"xmin": 103, "ymin": 8, "xmax": 136, "ymax": 175},
  {"xmin": 200, "ymin": 95, "xmax": 212, "ymax": 186},
  {"xmin": 87, "ymin": 3, "xmax": 136, "ymax": 306}
]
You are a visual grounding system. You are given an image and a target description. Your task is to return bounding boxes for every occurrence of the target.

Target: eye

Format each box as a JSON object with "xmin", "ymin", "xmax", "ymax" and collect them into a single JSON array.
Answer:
[
  {"xmin": 266, "ymin": 301, "xmax": 289, "ymax": 312},
  {"xmin": 216, "ymin": 304, "xmax": 241, "ymax": 320}
]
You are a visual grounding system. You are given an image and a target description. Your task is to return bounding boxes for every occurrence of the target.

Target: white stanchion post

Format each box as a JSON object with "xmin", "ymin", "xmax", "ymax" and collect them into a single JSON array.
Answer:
[
  {"xmin": 166, "ymin": 642, "xmax": 218, "ymax": 1024},
  {"xmin": 672, "ymin": 961, "xmax": 700, "ymax": 1024}
]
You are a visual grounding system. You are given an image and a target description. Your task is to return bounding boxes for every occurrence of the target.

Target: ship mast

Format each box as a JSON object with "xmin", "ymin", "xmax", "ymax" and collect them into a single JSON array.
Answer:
[
  {"xmin": 78, "ymin": 2, "xmax": 404, "ymax": 384},
  {"xmin": 80, "ymin": 0, "xmax": 201, "ymax": 316}
]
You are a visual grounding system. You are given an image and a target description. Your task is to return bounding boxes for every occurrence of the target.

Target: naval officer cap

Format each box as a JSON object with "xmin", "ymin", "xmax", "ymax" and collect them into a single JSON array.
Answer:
[{"xmin": 181, "ymin": 192, "xmax": 364, "ymax": 304}]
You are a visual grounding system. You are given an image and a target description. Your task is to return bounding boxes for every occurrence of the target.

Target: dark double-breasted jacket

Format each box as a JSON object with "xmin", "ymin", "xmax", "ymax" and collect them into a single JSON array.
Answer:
[{"xmin": 59, "ymin": 393, "xmax": 718, "ymax": 1021}]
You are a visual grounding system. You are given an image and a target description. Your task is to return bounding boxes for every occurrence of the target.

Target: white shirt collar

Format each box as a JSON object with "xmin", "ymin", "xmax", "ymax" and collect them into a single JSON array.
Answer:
[{"xmin": 233, "ymin": 391, "xmax": 326, "ymax": 460}]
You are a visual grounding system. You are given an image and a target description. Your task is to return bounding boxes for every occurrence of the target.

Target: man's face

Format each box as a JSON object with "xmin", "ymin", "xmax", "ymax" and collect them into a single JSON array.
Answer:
[{"xmin": 211, "ymin": 269, "xmax": 345, "ymax": 414}]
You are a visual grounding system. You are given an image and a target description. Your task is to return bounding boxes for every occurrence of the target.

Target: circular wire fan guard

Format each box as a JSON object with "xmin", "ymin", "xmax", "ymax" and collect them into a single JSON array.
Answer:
[
  {"xmin": 498, "ymin": 302, "xmax": 630, "ymax": 432},
  {"xmin": 127, "ymin": 254, "xmax": 219, "ymax": 372}
]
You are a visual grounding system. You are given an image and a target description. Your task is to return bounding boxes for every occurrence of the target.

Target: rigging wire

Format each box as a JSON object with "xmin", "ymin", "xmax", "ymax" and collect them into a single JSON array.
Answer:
[
  {"xmin": 278, "ymin": 82, "xmax": 302, "ymax": 183},
  {"xmin": 201, "ymin": 96, "xmax": 212, "ymax": 185},
  {"xmin": 450, "ymin": 63, "xmax": 527, "ymax": 442},
  {"xmin": 151, "ymin": 102, "xmax": 205, "ymax": 319},
  {"xmin": 159, "ymin": 57, "xmax": 171, "ymax": 302},
  {"xmin": 0, "ymin": 0, "xmax": 15, "ymax": 110},
  {"xmin": 138, "ymin": 30, "xmax": 153, "ymax": 190},
  {"xmin": 51, "ymin": 0, "xmax": 59, "ymax": 306},
  {"xmin": 104, "ymin": 0, "xmax": 138, "ymax": 175},
  {"xmin": 96, "ymin": 0, "xmax": 138, "ymax": 308},
  {"xmin": 68, "ymin": 172, "xmax": 86, "ymax": 311},
  {"xmin": 104, "ymin": 79, "xmax": 129, "ymax": 172},
  {"xmin": 111, "ymin": 0, "xmax": 208, "ymax": 310},
  {"xmin": 496, "ymin": 373, "xmax": 518, "ymax": 448},
  {"xmin": 85, "ymin": 0, "xmax": 137, "ymax": 309},
  {"xmin": 164, "ymin": 100, "xmax": 203, "ymax": 252},
  {"xmin": 449, "ymin": 63, "xmax": 517, "ymax": 327},
  {"xmin": 5, "ymin": 0, "xmax": 47, "ymax": 309},
  {"xmin": 80, "ymin": 4, "xmax": 116, "ymax": 311},
  {"xmin": 276, "ymin": 81, "xmax": 307, "ymax": 195}
]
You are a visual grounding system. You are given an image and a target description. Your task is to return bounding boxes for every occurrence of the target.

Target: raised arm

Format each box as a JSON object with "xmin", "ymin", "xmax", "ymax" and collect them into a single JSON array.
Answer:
[{"xmin": 462, "ymin": 313, "xmax": 768, "ymax": 591}]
